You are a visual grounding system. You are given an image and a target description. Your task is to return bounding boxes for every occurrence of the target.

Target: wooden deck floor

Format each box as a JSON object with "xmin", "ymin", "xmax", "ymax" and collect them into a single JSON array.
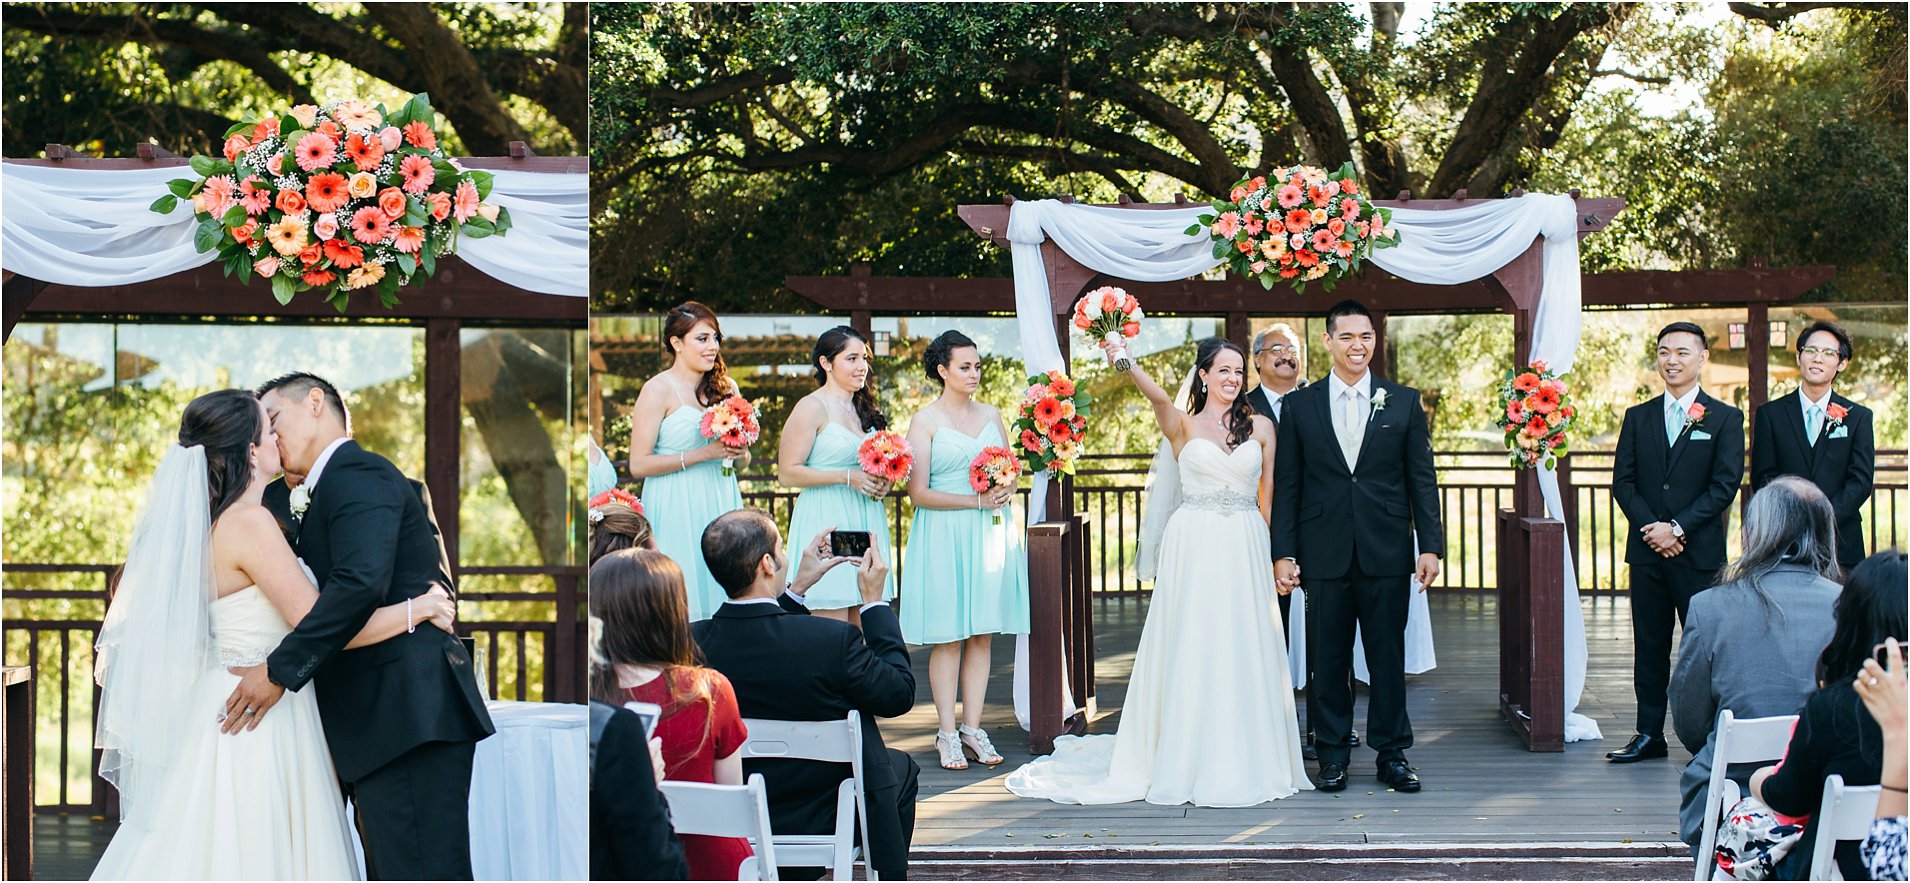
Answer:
[{"xmin": 890, "ymin": 592, "xmax": 1696, "ymax": 853}]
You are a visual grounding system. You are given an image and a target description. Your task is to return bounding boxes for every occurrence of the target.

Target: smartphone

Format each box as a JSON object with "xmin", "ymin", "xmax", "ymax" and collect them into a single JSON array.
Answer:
[
  {"xmin": 624, "ymin": 701, "xmax": 662, "ymax": 737},
  {"xmin": 829, "ymin": 530, "xmax": 872, "ymax": 559}
]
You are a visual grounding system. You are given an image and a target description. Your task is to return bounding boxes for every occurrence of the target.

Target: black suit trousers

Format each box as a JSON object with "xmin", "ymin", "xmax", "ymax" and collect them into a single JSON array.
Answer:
[
  {"xmin": 783, "ymin": 747, "xmax": 919, "ymax": 880},
  {"xmin": 348, "ymin": 738, "xmax": 478, "ymax": 881},
  {"xmin": 1306, "ymin": 566, "xmax": 1412, "ymax": 767},
  {"xmin": 1629, "ymin": 559, "xmax": 1711, "ymax": 737}
]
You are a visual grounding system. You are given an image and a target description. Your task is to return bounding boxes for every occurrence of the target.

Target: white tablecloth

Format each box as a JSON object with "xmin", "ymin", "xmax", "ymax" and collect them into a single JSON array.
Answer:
[{"xmin": 470, "ymin": 700, "xmax": 588, "ymax": 881}]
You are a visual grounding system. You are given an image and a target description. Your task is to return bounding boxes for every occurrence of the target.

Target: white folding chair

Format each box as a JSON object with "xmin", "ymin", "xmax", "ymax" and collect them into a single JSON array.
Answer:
[
  {"xmin": 659, "ymin": 774, "xmax": 780, "ymax": 881},
  {"xmin": 1695, "ymin": 710, "xmax": 1800, "ymax": 881},
  {"xmin": 1808, "ymin": 774, "xmax": 1883, "ymax": 881},
  {"xmin": 741, "ymin": 713, "xmax": 877, "ymax": 881}
]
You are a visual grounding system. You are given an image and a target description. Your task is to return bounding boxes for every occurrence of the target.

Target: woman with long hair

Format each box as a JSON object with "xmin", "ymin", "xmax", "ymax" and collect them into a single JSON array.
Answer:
[
  {"xmin": 627, "ymin": 302, "xmax": 752, "ymax": 620},
  {"xmin": 1007, "ymin": 336, "xmax": 1309, "ymax": 807},
  {"xmin": 1752, "ymin": 549, "xmax": 1908, "ymax": 879},
  {"xmin": 899, "ymin": 331, "xmax": 1029, "ymax": 770},
  {"xmin": 776, "ymin": 325, "xmax": 898, "ymax": 622},
  {"xmin": 1669, "ymin": 476, "xmax": 1845, "ymax": 846},
  {"xmin": 589, "ymin": 502, "xmax": 657, "ymax": 565},
  {"xmin": 589, "ymin": 548, "xmax": 752, "ymax": 881}
]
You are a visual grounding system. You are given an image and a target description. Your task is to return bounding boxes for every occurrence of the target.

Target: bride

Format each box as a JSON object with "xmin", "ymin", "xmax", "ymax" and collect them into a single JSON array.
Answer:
[
  {"xmin": 1005, "ymin": 337, "xmax": 1311, "ymax": 807},
  {"xmin": 91, "ymin": 389, "xmax": 458, "ymax": 880}
]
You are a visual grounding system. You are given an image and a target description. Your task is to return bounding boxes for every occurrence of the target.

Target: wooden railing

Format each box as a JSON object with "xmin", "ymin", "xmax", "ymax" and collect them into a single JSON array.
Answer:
[
  {"xmin": 719, "ymin": 449, "xmax": 1907, "ymax": 598},
  {"xmin": 0, "ymin": 564, "xmax": 582, "ymax": 817}
]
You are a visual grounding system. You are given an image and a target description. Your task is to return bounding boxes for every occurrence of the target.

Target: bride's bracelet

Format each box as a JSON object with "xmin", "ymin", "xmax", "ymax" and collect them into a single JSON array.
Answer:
[{"xmin": 405, "ymin": 596, "xmax": 416, "ymax": 634}]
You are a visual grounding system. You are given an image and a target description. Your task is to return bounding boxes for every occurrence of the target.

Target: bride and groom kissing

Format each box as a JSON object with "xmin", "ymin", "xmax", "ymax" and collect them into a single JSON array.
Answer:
[
  {"xmin": 1006, "ymin": 299, "xmax": 1443, "ymax": 807},
  {"xmin": 92, "ymin": 373, "xmax": 494, "ymax": 880}
]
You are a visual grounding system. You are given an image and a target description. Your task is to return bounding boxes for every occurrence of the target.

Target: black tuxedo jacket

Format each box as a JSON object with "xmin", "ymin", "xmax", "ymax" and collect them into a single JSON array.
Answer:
[
  {"xmin": 1612, "ymin": 391, "xmax": 1746, "ymax": 571},
  {"xmin": 692, "ymin": 598, "xmax": 914, "ymax": 836},
  {"xmin": 1244, "ymin": 379, "xmax": 1306, "ymax": 427},
  {"xmin": 1752, "ymin": 391, "xmax": 1874, "ymax": 567},
  {"xmin": 263, "ymin": 440, "xmax": 494, "ymax": 782},
  {"xmin": 1272, "ymin": 375, "xmax": 1445, "ymax": 580}
]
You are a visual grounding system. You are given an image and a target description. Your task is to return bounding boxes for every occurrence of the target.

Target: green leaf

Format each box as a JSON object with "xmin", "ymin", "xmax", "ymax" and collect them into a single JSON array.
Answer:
[
  {"xmin": 193, "ymin": 218, "xmax": 225, "ymax": 253},
  {"xmin": 223, "ymin": 121, "xmax": 252, "ymax": 139},
  {"xmin": 397, "ymin": 253, "xmax": 418, "ymax": 276},
  {"xmin": 491, "ymin": 206, "xmax": 512, "ymax": 235},
  {"xmin": 403, "ymin": 198, "xmax": 428, "ymax": 228},
  {"xmin": 167, "ymin": 178, "xmax": 197, "ymax": 198},
  {"xmin": 189, "ymin": 155, "xmax": 219, "ymax": 177},
  {"xmin": 461, "ymin": 219, "xmax": 495, "ymax": 239},
  {"xmin": 469, "ymin": 170, "xmax": 495, "ymax": 201},
  {"xmin": 222, "ymin": 204, "xmax": 249, "ymax": 228},
  {"xmin": 270, "ymin": 273, "xmax": 297, "ymax": 305},
  {"xmin": 329, "ymin": 291, "xmax": 351, "ymax": 313},
  {"xmin": 1182, "ymin": 224, "xmax": 1202, "ymax": 237},
  {"xmin": 279, "ymin": 115, "xmax": 301, "ymax": 137},
  {"xmin": 421, "ymin": 245, "xmax": 437, "ymax": 277},
  {"xmin": 149, "ymin": 194, "xmax": 179, "ymax": 215},
  {"xmin": 1260, "ymin": 274, "xmax": 1275, "ymax": 290}
]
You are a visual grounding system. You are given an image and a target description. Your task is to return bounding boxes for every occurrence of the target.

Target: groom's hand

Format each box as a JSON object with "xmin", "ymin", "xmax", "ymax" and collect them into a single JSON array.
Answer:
[
  {"xmin": 1273, "ymin": 558, "xmax": 1300, "ymax": 592},
  {"xmin": 1414, "ymin": 553, "xmax": 1440, "ymax": 592},
  {"xmin": 221, "ymin": 664, "xmax": 285, "ymax": 734}
]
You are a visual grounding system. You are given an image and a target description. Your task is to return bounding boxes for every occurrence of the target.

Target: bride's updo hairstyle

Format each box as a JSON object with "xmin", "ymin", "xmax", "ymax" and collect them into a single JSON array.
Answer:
[
  {"xmin": 1186, "ymin": 337, "xmax": 1255, "ymax": 450},
  {"xmin": 922, "ymin": 330, "xmax": 978, "ymax": 386},
  {"xmin": 812, "ymin": 325, "xmax": 888, "ymax": 432},
  {"xmin": 178, "ymin": 388, "xmax": 264, "ymax": 523}
]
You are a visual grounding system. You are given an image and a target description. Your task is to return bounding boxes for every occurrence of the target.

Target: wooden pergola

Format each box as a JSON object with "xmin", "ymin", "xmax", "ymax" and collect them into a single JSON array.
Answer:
[{"xmin": 787, "ymin": 193, "xmax": 1835, "ymax": 754}]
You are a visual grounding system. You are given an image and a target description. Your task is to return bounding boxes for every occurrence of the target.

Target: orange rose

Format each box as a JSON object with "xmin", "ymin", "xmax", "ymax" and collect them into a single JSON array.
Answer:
[{"xmin": 378, "ymin": 187, "xmax": 408, "ymax": 219}]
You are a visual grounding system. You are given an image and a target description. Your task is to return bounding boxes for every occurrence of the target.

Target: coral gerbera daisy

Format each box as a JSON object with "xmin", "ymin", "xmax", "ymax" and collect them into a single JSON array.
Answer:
[
  {"xmin": 330, "ymin": 99, "xmax": 383, "ymax": 132},
  {"xmin": 294, "ymin": 132, "xmax": 338, "ymax": 173},
  {"xmin": 305, "ymin": 173, "xmax": 350, "ymax": 214},
  {"xmin": 399, "ymin": 154, "xmax": 435, "ymax": 195},
  {"xmin": 453, "ymin": 180, "xmax": 480, "ymax": 222},
  {"xmin": 238, "ymin": 176, "xmax": 272, "ymax": 216},
  {"xmin": 391, "ymin": 225, "xmax": 426, "ymax": 254},
  {"xmin": 343, "ymin": 133, "xmax": 385, "ymax": 171},
  {"xmin": 323, "ymin": 240, "xmax": 365, "ymax": 269},
  {"xmin": 402, "ymin": 121, "xmax": 437, "ymax": 150},
  {"xmin": 265, "ymin": 217, "xmax": 310, "ymax": 257},
  {"xmin": 347, "ymin": 263, "xmax": 386, "ymax": 290},
  {"xmin": 350, "ymin": 206, "xmax": 394, "ymax": 244}
]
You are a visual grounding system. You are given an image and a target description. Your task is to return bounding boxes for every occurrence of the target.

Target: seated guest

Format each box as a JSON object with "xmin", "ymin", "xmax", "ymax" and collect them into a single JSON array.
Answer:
[
  {"xmin": 1671, "ymin": 476, "xmax": 1845, "ymax": 847},
  {"xmin": 590, "ymin": 497, "xmax": 657, "ymax": 564},
  {"xmin": 591, "ymin": 548, "xmax": 753, "ymax": 881},
  {"xmin": 1858, "ymin": 637, "xmax": 1908, "ymax": 880},
  {"xmin": 589, "ymin": 700, "xmax": 689, "ymax": 880},
  {"xmin": 1752, "ymin": 551, "xmax": 1908, "ymax": 879},
  {"xmin": 693, "ymin": 509, "xmax": 919, "ymax": 880}
]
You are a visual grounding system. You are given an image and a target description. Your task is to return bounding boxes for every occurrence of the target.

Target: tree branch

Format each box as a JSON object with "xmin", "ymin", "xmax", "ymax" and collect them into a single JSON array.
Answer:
[
  {"xmin": 1593, "ymin": 67, "xmax": 1673, "ymax": 85},
  {"xmin": 956, "ymin": 141, "xmax": 1143, "ymax": 195},
  {"xmin": 362, "ymin": 4, "xmax": 529, "ymax": 153},
  {"xmin": 8, "ymin": 6, "xmax": 314, "ymax": 105},
  {"xmin": 1727, "ymin": 2, "xmax": 1873, "ymax": 26}
]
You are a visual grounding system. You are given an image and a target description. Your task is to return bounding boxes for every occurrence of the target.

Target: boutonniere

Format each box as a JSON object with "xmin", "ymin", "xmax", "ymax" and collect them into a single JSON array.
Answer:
[
  {"xmin": 1679, "ymin": 402, "xmax": 1706, "ymax": 437},
  {"xmin": 1369, "ymin": 388, "xmax": 1390, "ymax": 421},
  {"xmin": 1825, "ymin": 402, "xmax": 1848, "ymax": 431},
  {"xmin": 288, "ymin": 483, "xmax": 311, "ymax": 519}
]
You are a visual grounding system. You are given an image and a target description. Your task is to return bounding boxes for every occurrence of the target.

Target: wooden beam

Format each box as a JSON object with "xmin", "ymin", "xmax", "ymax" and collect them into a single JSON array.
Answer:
[
  {"xmin": 785, "ymin": 266, "xmax": 1836, "ymax": 316},
  {"xmin": 18, "ymin": 259, "xmax": 583, "ymax": 324},
  {"xmin": 2, "ymin": 274, "xmax": 50, "ymax": 342}
]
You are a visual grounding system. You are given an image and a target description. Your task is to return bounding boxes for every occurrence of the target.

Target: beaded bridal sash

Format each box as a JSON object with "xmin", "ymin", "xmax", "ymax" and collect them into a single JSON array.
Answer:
[{"xmin": 1180, "ymin": 488, "xmax": 1258, "ymax": 514}]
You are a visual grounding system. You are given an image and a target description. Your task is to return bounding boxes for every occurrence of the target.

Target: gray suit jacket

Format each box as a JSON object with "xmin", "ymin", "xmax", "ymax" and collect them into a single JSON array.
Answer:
[{"xmin": 1670, "ymin": 563, "xmax": 1840, "ymax": 845}]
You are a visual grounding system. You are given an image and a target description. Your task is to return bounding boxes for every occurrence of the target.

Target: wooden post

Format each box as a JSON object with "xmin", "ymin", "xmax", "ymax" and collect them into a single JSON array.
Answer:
[
  {"xmin": 3, "ymin": 665, "xmax": 33, "ymax": 882},
  {"xmin": 1026, "ymin": 523, "xmax": 1069, "ymax": 754},
  {"xmin": 426, "ymin": 319, "xmax": 463, "ymax": 572},
  {"xmin": 1225, "ymin": 312, "xmax": 1250, "ymax": 354},
  {"xmin": 1747, "ymin": 302, "xmax": 1770, "ymax": 440},
  {"xmin": 1370, "ymin": 309, "xmax": 1389, "ymax": 378}
]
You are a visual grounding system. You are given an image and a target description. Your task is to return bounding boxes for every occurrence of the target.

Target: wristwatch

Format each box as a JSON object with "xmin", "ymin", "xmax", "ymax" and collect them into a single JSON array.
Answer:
[{"xmin": 1669, "ymin": 520, "xmax": 1685, "ymax": 540}]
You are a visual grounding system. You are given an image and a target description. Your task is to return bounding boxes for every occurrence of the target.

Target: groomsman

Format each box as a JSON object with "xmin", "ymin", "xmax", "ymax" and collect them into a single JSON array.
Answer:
[
  {"xmin": 1752, "ymin": 320, "xmax": 1874, "ymax": 569},
  {"xmin": 1274, "ymin": 300, "xmax": 1443, "ymax": 794},
  {"xmin": 1608, "ymin": 322, "xmax": 1745, "ymax": 763}
]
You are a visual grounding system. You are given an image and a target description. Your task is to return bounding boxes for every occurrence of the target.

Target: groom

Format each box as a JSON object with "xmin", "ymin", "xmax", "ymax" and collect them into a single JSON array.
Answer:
[
  {"xmin": 1273, "ymin": 300, "xmax": 1443, "ymax": 794},
  {"xmin": 225, "ymin": 372, "xmax": 495, "ymax": 880}
]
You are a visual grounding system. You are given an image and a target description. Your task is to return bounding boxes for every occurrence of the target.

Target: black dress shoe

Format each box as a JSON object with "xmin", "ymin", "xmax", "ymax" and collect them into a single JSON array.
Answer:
[
  {"xmin": 1348, "ymin": 731, "xmax": 1361, "ymax": 748},
  {"xmin": 1317, "ymin": 762, "xmax": 1348, "ymax": 792},
  {"xmin": 1605, "ymin": 734, "xmax": 1669, "ymax": 763},
  {"xmin": 1302, "ymin": 742, "xmax": 1319, "ymax": 761},
  {"xmin": 1378, "ymin": 759, "xmax": 1421, "ymax": 792}
]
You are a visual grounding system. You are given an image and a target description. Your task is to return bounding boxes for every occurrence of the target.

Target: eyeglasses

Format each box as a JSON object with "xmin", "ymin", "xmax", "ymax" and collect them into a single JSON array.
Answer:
[
  {"xmin": 1799, "ymin": 346, "xmax": 1843, "ymax": 359},
  {"xmin": 1256, "ymin": 344, "xmax": 1298, "ymax": 355}
]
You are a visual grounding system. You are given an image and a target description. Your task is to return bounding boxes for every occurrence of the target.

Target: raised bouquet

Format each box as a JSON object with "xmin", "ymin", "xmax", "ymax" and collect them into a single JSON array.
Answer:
[
  {"xmin": 1191, "ymin": 161, "xmax": 1398, "ymax": 292},
  {"xmin": 152, "ymin": 94, "xmax": 511, "ymax": 311},
  {"xmin": 1495, "ymin": 361, "xmax": 1577, "ymax": 469},
  {"xmin": 856, "ymin": 430, "xmax": 914, "ymax": 487},
  {"xmin": 968, "ymin": 446, "xmax": 1023, "ymax": 525},
  {"xmin": 587, "ymin": 488, "xmax": 643, "ymax": 522},
  {"xmin": 698, "ymin": 395, "xmax": 760, "ymax": 476},
  {"xmin": 1072, "ymin": 286, "xmax": 1143, "ymax": 372},
  {"xmin": 1012, "ymin": 370, "xmax": 1091, "ymax": 477}
]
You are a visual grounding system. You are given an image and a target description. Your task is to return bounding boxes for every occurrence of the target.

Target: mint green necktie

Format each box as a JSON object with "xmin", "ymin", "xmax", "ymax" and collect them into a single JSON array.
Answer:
[{"xmin": 1807, "ymin": 404, "xmax": 1823, "ymax": 446}]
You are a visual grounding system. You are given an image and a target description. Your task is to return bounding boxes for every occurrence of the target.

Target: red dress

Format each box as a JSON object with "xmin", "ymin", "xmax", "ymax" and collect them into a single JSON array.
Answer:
[{"xmin": 626, "ymin": 668, "xmax": 753, "ymax": 881}]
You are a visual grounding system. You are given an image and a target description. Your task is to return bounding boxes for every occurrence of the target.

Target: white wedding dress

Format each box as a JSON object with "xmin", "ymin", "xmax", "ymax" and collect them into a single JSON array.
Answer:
[
  {"xmin": 91, "ymin": 581, "xmax": 360, "ymax": 880},
  {"xmin": 1005, "ymin": 438, "xmax": 1312, "ymax": 806}
]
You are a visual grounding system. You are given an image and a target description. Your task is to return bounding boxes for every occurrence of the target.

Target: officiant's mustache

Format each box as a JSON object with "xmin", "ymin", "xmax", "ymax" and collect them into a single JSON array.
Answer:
[{"xmin": 1272, "ymin": 355, "xmax": 1298, "ymax": 369}]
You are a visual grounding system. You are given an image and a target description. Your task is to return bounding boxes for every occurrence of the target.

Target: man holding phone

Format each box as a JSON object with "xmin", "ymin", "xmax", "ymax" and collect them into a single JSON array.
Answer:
[{"xmin": 692, "ymin": 509, "xmax": 919, "ymax": 879}]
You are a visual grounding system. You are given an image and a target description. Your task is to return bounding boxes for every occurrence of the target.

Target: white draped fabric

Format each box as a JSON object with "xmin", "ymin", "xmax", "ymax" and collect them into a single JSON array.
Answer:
[
  {"xmin": 0, "ymin": 162, "xmax": 587, "ymax": 296},
  {"xmin": 466, "ymin": 700, "xmax": 589, "ymax": 881},
  {"xmin": 1004, "ymin": 194, "xmax": 1599, "ymax": 742}
]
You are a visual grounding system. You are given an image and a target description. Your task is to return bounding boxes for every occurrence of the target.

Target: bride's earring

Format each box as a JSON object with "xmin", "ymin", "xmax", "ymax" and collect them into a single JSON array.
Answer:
[{"xmin": 1199, "ymin": 380, "xmax": 1207, "ymax": 393}]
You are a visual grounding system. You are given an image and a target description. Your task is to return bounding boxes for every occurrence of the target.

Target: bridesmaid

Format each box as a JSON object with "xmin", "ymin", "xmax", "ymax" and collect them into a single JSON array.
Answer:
[
  {"xmin": 900, "ymin": 331, "xmax": 1029, "ymax": 771},
  {"xmin": 627, "ymin": 302, "xmax": 751, "ymax": 621},
  {"xmin": 777, "ymin": 326, "xmax": 898, "ymax": 623}
]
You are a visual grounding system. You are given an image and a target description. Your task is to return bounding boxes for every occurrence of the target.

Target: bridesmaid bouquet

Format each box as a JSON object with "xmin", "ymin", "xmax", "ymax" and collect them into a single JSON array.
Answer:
[
  {"xmin": 857, "ymin": 430, "xmax": 914, "ymax": 486},
  {"xmin": 968, "ymin": 446, "xmax": 1022, "ymax": 525},
  {"xmin": 699, "ymin": 395, "xmax": 760, "ymax": 476},
  {"xmin": 1072, "ymin": 286, "xmax": 1143, "ymax": 371},
  {"xmin": 1013, "ymin": 370, "xmax": 1091, "ymax": 477},
  {"xmin": 1495, "ymin": 360, "xmax": 1577, "ymax": 469}
]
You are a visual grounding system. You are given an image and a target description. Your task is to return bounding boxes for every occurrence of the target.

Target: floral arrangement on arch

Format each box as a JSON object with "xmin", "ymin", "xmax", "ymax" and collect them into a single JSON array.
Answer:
[
  {"xmin": 1013, "ymin": 369, "xmax": 1092, "ymax": 477},
  {"xmin": 151, "ymin": 94, "xmax": 512, "ymax": 311},
  {"xmin": 1191, "ymin": 161, "xmax": 1398, "ymax": 292},
  {"xmin": 1495, "ymin": 361, "xmax": 1577, "ymax": 469}
]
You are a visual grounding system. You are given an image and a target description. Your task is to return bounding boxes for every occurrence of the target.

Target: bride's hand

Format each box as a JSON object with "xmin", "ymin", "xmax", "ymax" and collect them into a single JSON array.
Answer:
[{"xmin": 419, "ymin": 585, "xmax": 458, "ymax": 635}]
